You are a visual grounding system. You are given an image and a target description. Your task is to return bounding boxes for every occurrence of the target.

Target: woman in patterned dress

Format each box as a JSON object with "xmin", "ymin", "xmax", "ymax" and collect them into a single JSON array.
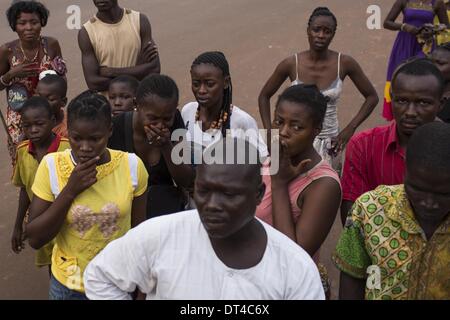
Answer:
[{"xmin": 0, "ymin": 1, "xmax": 66, "ymax": 164}]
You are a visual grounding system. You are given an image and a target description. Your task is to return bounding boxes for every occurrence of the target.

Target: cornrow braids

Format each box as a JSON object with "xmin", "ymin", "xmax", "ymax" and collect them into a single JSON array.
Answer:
[
  {"xmin": 136, "ymin": 74, "xmax": 179, "ymax": 105},
  {"xmin": 308, "ymin": 7, "xmax": 337, "ymax": 31},
  {"xmin": 191, "ymin": 51, "xmax": 233, "ymax": 136},
  {"xmin": 276, "ymin": 84, "xmax": 328, "ymax": 127},
  {"xmin": 6, "ymin": 1, "xmax": 49, "ymax": 32},
  {"xmin": 67, "ymin": 90, "xmax": 111, "ymax": 129}
]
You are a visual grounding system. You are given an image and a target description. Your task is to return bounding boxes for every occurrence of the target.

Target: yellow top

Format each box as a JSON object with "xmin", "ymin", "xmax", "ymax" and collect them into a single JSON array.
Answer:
[
  {"xmin": 32, "ymin": 149, "xmax": 148, "ymax": 293},
  {"xmin": 83, "ymin": 9, "xmax": 141, "ymax": 69},
  {"xmin": 12, "ymin": 137, "xmax": 70, "ymax": 200}
]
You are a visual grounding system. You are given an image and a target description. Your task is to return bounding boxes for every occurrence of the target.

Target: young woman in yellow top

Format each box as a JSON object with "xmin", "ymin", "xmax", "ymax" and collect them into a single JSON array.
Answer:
[{"xmin": 26, "ymin": 91, "xmax": 148, "ymax": 300}]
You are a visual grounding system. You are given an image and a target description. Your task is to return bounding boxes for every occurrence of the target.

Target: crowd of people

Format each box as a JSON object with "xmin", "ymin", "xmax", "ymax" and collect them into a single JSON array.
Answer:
[{"xmin": 0, "ymin": 0, "xmax": 449, "ymax": 300}]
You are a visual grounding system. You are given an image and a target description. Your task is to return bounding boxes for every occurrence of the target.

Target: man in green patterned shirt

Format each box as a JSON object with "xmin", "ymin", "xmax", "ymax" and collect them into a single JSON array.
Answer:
[{"xmin": 334, "ymin": 122, "xmax": 450, "ymax": 300}]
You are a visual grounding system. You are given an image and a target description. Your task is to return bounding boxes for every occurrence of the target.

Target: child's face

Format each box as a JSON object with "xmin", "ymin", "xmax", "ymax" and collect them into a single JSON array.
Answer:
[
  {"xmin": 36, "ymin": 82, "xmax": 67, "ymax": 116},
  {"xmin": 20, "ymin": 107, "xmax": 55, "ymax": 145},
  {"xmin": 108, "ymin": 82, "xmax": 135, "ymax": 116}
]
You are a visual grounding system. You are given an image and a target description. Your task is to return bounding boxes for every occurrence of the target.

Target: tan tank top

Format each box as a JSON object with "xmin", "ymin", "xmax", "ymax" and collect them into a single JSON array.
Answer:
[{"xmin": 83, "ymin": 9, "xmax": 141, "ymax": 69}]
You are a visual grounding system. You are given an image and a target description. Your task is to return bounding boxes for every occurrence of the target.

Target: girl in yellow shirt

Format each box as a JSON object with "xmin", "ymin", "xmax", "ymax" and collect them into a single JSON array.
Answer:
[{"xmin": 26, "ymin": 91, "xmax": 148, "ymax": 300}]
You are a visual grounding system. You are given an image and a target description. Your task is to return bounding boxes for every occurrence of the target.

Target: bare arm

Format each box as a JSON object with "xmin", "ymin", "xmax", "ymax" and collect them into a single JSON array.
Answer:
[
  {"xmin": 47, "ymin": 37, "xmax": 63, "ymax": 58},
  {"xmin": 294, "ymin": 179, "xmax": 342, "ymax": 256},
  {"xmin": 340, "ymin": 200, "xmax": 354, "ymax": 226},
  {"xmin": 384, "ymin": 0, "xmax": 408, "ymax": 31},
  {"xmin": 332, "ymin": 55, "xmax": 379, "ymax": 153},
  {"xmin": 272, "ymin": 178, "xmax": 341, "ymax": 256},
  {"xmin": 131, "ymin": 192, "xmax": 147, "ymax": 228},
  {"xmin": 258, "ymin": 57, "xmax": 292, "ymax": 130},
  {"xmin": 78, "ymin": 27, "xmax": 112, "ymax": 91},
  {"xmin": 339, "ymin": 272, "xmax": 366, "ymax": 300},
  {"xmin": 0, "ymin": 45, "xmax": 10, "ymax": 91},
  {"xmin": 100, "ymin": 14, "xmax": 161, "ymax": 80},
  {"xmin": 26, "ymin": 157, "xmax": 99, "ymax": 249},
  {"xmin": 11, "ymin": 188, "xmax": 30, "ymax": 253},
  {"xmin": 161, "ymin": 143, "xmax": 195, "ymax": 189},
  {"xmin": 26, "ymin": 193, "xmax": 76, "ymax": 249}
]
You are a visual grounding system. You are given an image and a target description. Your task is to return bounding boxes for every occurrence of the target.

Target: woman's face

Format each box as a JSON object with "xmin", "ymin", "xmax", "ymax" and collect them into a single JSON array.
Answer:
[
  {"xmin": 191, "ymin": 63, "xmax": 229, "ymax": 109},
  {"xmin": 68, "ymin": 119, "xmax": 112, "ymax": 164},
  {"xmin": 15, "ymin": 12, "xmax": 42, "ymax": 42},
  {"xmin": 307, "ymin": 15, "xmax": 336, "ymax": 51},
  {"xmin": 272, "ymin": 100, "xmax": 321, "ymax": 157},
  {"xmin": 137, "ymin": 94, "xmax": 177, "ymax": 130}
]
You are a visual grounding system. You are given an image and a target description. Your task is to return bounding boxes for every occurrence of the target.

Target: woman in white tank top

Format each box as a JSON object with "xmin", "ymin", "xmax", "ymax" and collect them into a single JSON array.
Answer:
[{"xmin": 258, "ymin": 7, "xmax": 379, "ymax": 171}]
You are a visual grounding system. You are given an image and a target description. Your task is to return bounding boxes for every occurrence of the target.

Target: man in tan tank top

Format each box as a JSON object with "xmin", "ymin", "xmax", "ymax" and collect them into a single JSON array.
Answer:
[{"xmin": 78, "ymin": 0, "xmax": 160, "ymax": 93}]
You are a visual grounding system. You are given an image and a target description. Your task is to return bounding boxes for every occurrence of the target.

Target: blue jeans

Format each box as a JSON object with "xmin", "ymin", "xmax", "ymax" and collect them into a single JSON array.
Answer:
[{"xmin": 49, "ymin": 275, "xmax": 88, "ymax": 300}]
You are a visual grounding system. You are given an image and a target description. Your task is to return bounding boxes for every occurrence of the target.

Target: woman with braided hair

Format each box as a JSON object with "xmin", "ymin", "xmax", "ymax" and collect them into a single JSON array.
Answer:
[
  {"xmin": 259, "ymin": 7, "xmax": 378, "ymax": 170},
  {"xmin": 26, "ymin": 91, "xmax": 148, "ymax": 299},
  {"xmin": 182, "ymin": 51, "xmax": 268, "ymax": 157}
]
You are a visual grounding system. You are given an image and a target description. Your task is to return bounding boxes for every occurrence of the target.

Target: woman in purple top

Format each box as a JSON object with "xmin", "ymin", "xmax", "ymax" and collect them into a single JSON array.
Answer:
[{"xmin": 383, "ymin": 0, "xmax": 448, "ymax": 121}]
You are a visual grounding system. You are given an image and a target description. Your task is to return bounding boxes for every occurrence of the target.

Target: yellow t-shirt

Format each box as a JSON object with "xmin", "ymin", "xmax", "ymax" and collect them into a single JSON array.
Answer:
[
  {"xmin": 12, "ymin": 137, "xmax": 70, "ymax": 200},
  {"xmin": 32, "ymin": 149, "xmax": 148, "ymax": 293},
  {"xmin": 12, "ymin": 137, "xmax": 70, "ymax": 267}
]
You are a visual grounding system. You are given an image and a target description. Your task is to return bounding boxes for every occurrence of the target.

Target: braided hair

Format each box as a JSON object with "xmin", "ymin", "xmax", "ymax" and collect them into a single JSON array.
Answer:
[
  {"xmin": 67, "ymin": 90, "xmax": 111, "ymax": 129},
  {"xmin": 191, "ymin": 51, "xmax": 232, "ymax": 136},
  {"xmin": 136, "ymin": 74, "xmax": 179, "ymax": 105},
  {"xmin": 308, "ymin": 7, "xmax": 337, "ymax": 31}
]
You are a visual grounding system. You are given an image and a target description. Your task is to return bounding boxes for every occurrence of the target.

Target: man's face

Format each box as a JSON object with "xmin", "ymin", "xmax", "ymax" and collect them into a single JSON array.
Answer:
[
  {"xmin": 405, "ymin": 167, "xmax": 450, "ymax": 224},
  {"xmin": 93, "ymin": 0, "xmax": 118, "ymax": 12},
  {"xmin": 392, "ymin": 73, "xmax": 442, "ymax": 137},
  {"xmin": 194, "ymin": 163, "xmax": 264, "ymax": 239}
]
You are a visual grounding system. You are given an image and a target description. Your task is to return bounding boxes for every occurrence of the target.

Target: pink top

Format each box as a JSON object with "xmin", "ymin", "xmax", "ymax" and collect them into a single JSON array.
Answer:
[
  {"xmin": 256, "ymin": 159, "xmax": 341, "ymax": 261},
  {"xmin": 256, "ymin": 159, "xmax": 341, "ymax": 224}
]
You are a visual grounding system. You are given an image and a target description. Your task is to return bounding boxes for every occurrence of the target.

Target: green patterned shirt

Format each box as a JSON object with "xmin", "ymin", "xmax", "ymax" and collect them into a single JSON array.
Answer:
[{"xmin": 333, "ymin": 185, "xmax": 450, "ymax": 300}]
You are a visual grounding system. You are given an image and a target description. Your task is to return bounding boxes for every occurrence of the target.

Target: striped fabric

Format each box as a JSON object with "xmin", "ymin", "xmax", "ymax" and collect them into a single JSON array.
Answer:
[{"xmin": 341, "ymin": 121, "xmax": 405, "ymax": 202}]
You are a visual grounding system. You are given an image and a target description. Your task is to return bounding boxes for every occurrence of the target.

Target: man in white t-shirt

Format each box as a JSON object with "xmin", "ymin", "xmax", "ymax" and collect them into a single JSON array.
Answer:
[{"xmin": 84, "ymin": 139, "xmax": 324, "ymax": 300}]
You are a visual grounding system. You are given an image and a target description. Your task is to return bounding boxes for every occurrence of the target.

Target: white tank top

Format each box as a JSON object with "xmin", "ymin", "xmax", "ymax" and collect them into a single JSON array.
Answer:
[{"xmin": 291, "ymin": 53, "xmax": 343, "ymax": 138}]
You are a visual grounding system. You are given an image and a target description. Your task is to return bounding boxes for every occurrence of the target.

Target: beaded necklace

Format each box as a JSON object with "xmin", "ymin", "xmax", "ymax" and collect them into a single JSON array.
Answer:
[{"xmin": 195, "ymin": 104, "xmax": 233, "ymax": 130}]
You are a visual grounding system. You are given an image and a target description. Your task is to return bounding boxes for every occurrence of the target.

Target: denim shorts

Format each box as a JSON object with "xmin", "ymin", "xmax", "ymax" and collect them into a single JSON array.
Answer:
[{"xmin": 49, "ymin": 274, "xmax": 88, "ymax": 300}]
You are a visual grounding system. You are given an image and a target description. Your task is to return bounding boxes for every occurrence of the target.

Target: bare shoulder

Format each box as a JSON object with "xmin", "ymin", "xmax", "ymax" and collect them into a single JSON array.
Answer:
[
  {"xmin": 339, "ymin": 53, "xmax": 362, "ymax": 75},
  {"xmin": 0, "ymin": 41, "xmax": 15, "ymax": 60},
  {"xmin": 45, "ymin": 37, "xmax": 61, "ymax": 49}
]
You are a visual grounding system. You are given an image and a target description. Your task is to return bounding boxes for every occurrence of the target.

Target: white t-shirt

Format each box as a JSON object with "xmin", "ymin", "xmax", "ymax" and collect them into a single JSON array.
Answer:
[
  {"xmin": 84, "ymin": 210, "xmax": 324, "ymax": 300},
  {"xmin": 181, "ymin": 102, "xmax": 268, "ymax": 157}
]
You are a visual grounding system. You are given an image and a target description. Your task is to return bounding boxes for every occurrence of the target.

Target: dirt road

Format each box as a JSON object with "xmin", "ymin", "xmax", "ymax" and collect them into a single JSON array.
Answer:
[{"xmin": 0, "ymin": 0, "xmax": 394, "ymax": 299}]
